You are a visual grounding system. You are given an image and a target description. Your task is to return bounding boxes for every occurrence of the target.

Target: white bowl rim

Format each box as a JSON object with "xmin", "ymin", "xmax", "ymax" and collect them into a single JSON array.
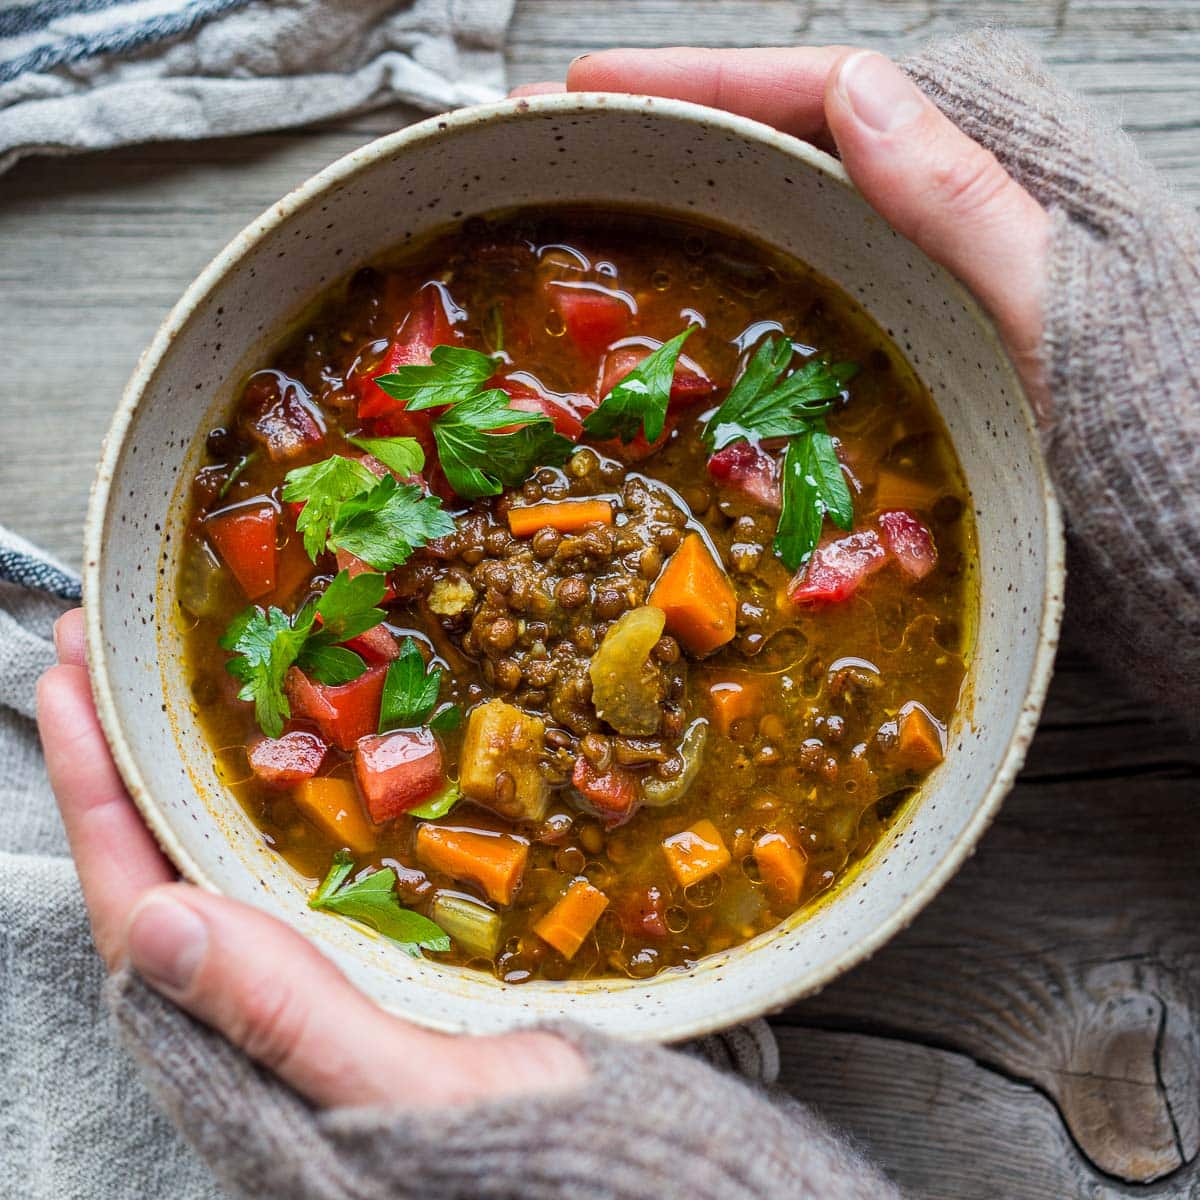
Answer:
[{"xmin": 84, "ymin": 91, "xmax": 1065, "ymax": 1036}]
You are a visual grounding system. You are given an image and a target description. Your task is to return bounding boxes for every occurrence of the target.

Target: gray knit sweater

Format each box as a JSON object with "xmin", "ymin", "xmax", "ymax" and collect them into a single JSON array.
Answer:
[{"xmin": 106, "ymin": 31, "xmax": 1200, "ymax": 1200}]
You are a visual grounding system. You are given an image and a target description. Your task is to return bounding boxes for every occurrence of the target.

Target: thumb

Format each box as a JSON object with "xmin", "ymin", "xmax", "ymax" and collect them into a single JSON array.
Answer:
[
  {"xmin": 824, "ymin": 51, "xmax": 1049, "ymax": 407},
  {"xmin": 124, "ymin": 884, "xmax": 583, "ymax": 1109}
]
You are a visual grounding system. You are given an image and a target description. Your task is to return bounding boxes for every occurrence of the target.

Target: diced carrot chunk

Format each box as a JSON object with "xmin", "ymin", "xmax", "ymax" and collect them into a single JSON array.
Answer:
[
  {"xmin": 662, "ymin": 818, "xmax": 732, "ymax": 887},
  {"xmin": 293, "ymin": 776, "xmax": 375, "ymax": 854},
  {"xmin": 888, "ymin": 702, "xmax": 946, "ymax": 772},
  {"xmin": 354, "ymin": 729, "xmax": 443, "ymax": 824},
  {"xmin": 285, "ymin": 665, "xmax": 387, "ymax": 752},
  {"xmin": 507, "ymin": 499, "xmax": 613, "ymax": 538},
  {"xmin": 754, "ymin": 832, "xmax": 808, "ymax": 908},
  {"xmin": 647, "ymin": 532, "xmax": 736, "ymax": 656},
  {"xmin": 872, "ymin": 468, "xmax": 940, "ymax": 514},
  {"xmin": 415, "ymin": 824, "xmax": 529, "ymax": 906},
  {"xmin": 247, "ymin": 730, "xmax": 327, "ymax": 788},
  {"xmin": 706, "ymin": 677, "xmax": 764, "ymax": 737},
  {"xmin": 205, "ymin": 503, "xmax": 277, "ymax": 600},
  {"xmin": 534, "ymin": 880, "xmax": 610, "ymax": 959}
]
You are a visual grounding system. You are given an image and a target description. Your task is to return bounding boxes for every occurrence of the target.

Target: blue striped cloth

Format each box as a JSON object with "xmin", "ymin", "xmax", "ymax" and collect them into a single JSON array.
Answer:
[
  {"xmin": 0, "ymin": 0, "xmax": 514, "ymax": 173},
  {"xmin": 0, "ymin": 0, "xmax": 253, "ymax": 85},
  {"xmin": 0, "ymin": 525, "xmax": 81, "ymax": 600}
]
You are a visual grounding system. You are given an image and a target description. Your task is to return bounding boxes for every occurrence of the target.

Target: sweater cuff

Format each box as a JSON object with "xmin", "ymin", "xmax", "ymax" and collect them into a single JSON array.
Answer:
[
  {"xmin": 900, "ymin": 29, "xmax": 1148, "ymax": 235},
  {"xmin": 106, "ymin": 967, "xmax": 898, "ymax": 1200}
]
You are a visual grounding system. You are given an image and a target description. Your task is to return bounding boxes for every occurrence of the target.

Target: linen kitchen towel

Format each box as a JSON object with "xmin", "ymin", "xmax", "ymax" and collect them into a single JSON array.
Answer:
[{"xmin": 0, "ymin": 0, "xmax": 515, "ymax": 173}]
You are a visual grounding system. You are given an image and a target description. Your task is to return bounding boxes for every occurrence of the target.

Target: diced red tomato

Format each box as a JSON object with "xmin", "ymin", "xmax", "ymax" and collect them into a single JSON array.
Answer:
[
  {"xmin": 598, "ymin": 343, "xmax": 716, "ymax": 409},
  {"xmin": 354, "ymin": 728, "xmax": 444, "ymax": 823},
  {"xmin": 495, "ymin": 372, "xmax": 587, "ymax": 440},
  {"xmin": 285, "ymin": 664, "xmax": 387, "ymax": 751},
  {"xmin": 572, "ymin": 756, "xmax": 639, "ymax": 826},
  {"xmin": 616, "ymin": 884, "xmax": 669, "ymax": 939},
  {"xmin": 270, "ymin": 523, "xmax": 316, "ymax": 606},
  {"xmin": 246, "ymin": 730, "xmax": 327, "ymax": 788},
  {"xmin": 240, "ymin": 371, "xmax": 325, "ymax": 462},
  {"xmin": 788, "ymin": 530, "xmax": 888, "ymax": 606},
  {"xmin": 334, "ymin": 548, "xmax": 397, "ymax": 603},
  {"xmin": 356, "ymin": 283, "xmax": 460, "ymax": 422},
  {"xmin": 342, "ymin": 623, "xmax": 400, "ymax": 665},
  {"xmin": 707, "ymin": 442, "xmax": 781, "ymax": 512},
  {"xmin": 878, "ymin": 510, "xmax": 938, "ymax": 580},
  {"xmin": 205, "ymin": 503, "xmax": 277, "ymax": 600},
  {"xmin": 549, "ymin": 282, "xmax": 633, "ymax": 358}
]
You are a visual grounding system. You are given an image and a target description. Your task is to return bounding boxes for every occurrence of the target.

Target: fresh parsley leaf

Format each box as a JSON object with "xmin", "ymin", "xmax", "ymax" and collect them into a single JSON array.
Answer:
[
  {"xmin": 295, "ymin": 643, "xmax": 367, "ymax": 685},
  {"xmin": 432, "ymin": 390, "xmax": 574, "ymax": 499},
  {"xmin": 428, "ymin": 703, "xmax": 462, "ymax": 733},
  {"xmin": 774, "ymin": 420, "xmax": 854, "ymax": 572},
  {"xmin": 703, "ymin": 335, "xmax": 857, "ymax": 451},
  {"xmin": 379, "ymin": 637, "xmax": 443, "ymax": 732},
  {"xmin": 373, "ymin": 345, "xmax": 497, "ymax": 412},
  {"xmin": 327, "ymin": 474, "xmax": 455, "ymax": 570},
  {"xmin": 408, "ymin": 779, "xmax": 461, "ymax": 820},
  {"xmin": 309, "ymin": 850, "xmax": 450, "ymax": 957},
  {"xmin": 219, "ymin": 606, "xmax": 309, "ymax": 738},
  {"xmin": 582, "ymin": 329, "xmax": 693, "ymax": 444},
  {"xmin": 307, "ymin": 570, "xmax": 388, "ymax": 644},
  {"xmin": 346, "ymin": 435, "xmax": 425, "ymax": 479},
  {"xmin": 220, "ymin": 569, "xmax": 386, "ymax": 737},
  {"xmin": 282, "ymin": 455, "xmax": 380, "ymax": 560}
]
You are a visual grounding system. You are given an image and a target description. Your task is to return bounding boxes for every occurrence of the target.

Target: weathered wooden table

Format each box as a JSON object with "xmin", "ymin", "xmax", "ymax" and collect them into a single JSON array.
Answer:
[{"xmin": 2, "ymin": 2, "xmax": 1196, "ymax": 1195}]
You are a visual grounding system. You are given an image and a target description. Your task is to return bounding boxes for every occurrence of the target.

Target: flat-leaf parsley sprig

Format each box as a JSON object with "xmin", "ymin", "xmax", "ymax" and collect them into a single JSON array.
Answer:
[
  {"xmin": 220, "ymin": 570, "xmax": 387, "ymax": 738},
  {"xmin": 309, "ymin": 850, "xmax": 449, "ymax": 957},
  {"xmin": 702, "ymin": 334, "xmax": 858, "ymax": 573},
  {"xmin": 282, "ymin": 438, "xmax": 451, "ymax": 568},
  {"xmin": 372, "ymin": 346, "xmax": 575, "ymax": 499},
  {"xmin": 582, "ymin": 328, "xmax": 694, "ymax": 444}
]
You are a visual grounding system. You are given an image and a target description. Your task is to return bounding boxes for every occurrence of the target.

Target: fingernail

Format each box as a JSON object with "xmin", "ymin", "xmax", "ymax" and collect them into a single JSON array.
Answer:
[
  {"xmin": 838, "ymin": 51, "xmax": 925, "ymax": 133},
  {"xmin": 51, "ymin": 615, "xmax": 66, "ymax": 661},
  {"xmin": 128, "ymin": 894, "xmax": 208, "ymax": 993}
]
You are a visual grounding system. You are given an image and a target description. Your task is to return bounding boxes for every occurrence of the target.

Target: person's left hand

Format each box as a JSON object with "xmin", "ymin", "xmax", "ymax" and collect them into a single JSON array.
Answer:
[{"xmin": 37, "ymin": 608, "xmax": 586, "ymax": 1110}]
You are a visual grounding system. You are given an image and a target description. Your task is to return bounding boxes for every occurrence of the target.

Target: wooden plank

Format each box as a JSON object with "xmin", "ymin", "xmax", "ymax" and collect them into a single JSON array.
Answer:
[
  {"xmin": 775, "ymin": 1027, "xmax": 1200, "ymax": 1198},
  {"xmin": 779, "ymin": 736, "xmax": 1200, "ymax": 1184}
]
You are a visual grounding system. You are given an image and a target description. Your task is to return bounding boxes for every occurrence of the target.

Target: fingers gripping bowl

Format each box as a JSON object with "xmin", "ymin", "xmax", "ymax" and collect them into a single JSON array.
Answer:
[{"xmin": 85, "ymin": 94, "xmax": 1062, "ymax": 1040}]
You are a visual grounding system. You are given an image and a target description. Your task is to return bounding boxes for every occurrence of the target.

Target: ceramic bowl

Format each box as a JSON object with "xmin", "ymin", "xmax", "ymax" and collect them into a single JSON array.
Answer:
[{"xmin": 85, "ymin": 93, "xmax": 1063, "ymax": 1042}]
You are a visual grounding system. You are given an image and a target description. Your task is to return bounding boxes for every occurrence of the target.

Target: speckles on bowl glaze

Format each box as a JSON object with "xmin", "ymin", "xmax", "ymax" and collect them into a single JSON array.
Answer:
[{"xmin": 85, "ymin": 93, "xmax": 1062, "ymax": 1044}]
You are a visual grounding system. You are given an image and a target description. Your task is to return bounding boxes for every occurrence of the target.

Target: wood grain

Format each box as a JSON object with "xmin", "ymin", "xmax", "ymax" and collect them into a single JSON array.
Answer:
[{"xmin": 0, "ymin": 2, "xmax": 1197, "ymax": 1195}]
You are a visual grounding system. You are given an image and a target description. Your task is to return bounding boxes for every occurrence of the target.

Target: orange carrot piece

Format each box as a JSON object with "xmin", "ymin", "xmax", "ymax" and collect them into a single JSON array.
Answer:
[
  {"xmin": 662, "ymin": 818, "xmax": 732, "ymax": 888},
  {"xmin": 647, "ymin": 532, "xmax": 736, "ymax": 656},
  {"xmin": 415, "ymin": 824, "xmax": 529, "ymax": 905},
  {"xmin": 872, "ymin": 468, "xmax": 940, "ymax": 514},
  {"xmin": 293, "ymin": 776, "xmax": 375, "ymax": 855},
  {"xmin": 534, "ymin": 880, "xmax": 609, "ymax": 959},
  {"xmin": 754, "ymin": 832, "xmax": 808, "ymax": 908},
  {"xmin": 706, "ymin": 677, "xmax": 764, "ymax": 737},
  {"xmin": 891, "ymin": 702, "xmax": 946, "ymax": 771},
  {"xmin": 507, "ymin": 499, "xmax": 613, "ymax": 538}
]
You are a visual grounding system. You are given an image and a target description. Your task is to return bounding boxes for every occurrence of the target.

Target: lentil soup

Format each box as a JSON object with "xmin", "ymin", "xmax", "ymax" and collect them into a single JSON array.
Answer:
[{"xmin": 179, "ymin": 208, "xmax": 975, "ymax": 982}]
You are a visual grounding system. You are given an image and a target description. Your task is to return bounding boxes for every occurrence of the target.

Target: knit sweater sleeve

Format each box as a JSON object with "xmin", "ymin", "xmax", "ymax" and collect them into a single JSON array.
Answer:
[
  {"xmin": 104, "ymin": 969, "xmax": 897, "ymax": 1200},
  {"xmin": 902, "ymin": 32, "xmax": 1200, "ymax": 732}
]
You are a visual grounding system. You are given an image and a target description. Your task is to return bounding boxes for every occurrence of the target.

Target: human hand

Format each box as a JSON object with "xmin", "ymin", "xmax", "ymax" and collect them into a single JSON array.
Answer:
[
  {"xmin": 36, "ymin": 608, "xmax": 585, "ymax": 1110},
  {"xmin": 514, "ymin": 47, "xmax": 1051, "ymax": 419}
]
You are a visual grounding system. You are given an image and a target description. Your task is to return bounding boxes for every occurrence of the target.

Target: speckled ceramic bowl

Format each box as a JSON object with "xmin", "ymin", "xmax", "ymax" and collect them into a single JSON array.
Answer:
[{"xmin": 84, "ymin": 94, "xmax": 1063, "ymax": 1041}]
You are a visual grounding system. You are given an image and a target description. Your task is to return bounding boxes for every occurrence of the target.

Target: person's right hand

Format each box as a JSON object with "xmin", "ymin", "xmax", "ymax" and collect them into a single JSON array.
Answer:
[{"xmin": 514, "ymin": 47, "xmax": 1051, "ymax": 419}]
